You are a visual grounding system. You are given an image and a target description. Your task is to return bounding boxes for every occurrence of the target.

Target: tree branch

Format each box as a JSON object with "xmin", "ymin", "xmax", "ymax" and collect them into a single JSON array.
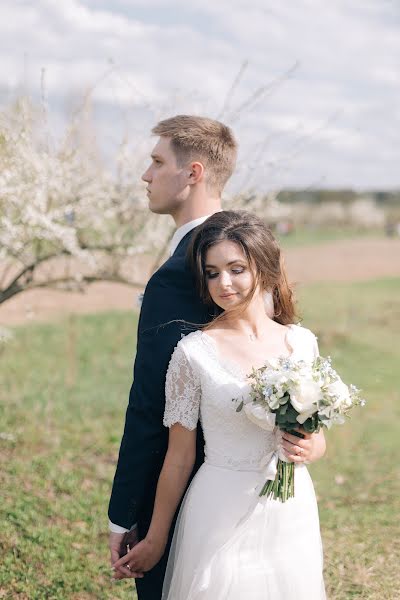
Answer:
[{"xmin": 0, "ymin": 274, "xmax": 145, "ymax": 306}]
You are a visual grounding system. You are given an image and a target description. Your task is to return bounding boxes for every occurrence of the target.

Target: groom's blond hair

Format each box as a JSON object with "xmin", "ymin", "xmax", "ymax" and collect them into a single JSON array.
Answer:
[{"xmin": 152, "ymin": 115, "xmax": 237, "ymax": 194}]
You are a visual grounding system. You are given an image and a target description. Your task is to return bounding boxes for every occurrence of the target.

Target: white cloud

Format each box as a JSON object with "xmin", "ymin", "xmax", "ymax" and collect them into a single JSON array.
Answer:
[{"xmin": 0, "ymin": 0, "xmax": 398, "ymax": 189}]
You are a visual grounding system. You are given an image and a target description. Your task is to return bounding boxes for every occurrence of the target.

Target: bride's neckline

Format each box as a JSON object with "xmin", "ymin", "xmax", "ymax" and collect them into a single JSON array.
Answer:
[{"xmin": 199, "ymin": 324, "xmax": 297, "ymax": 380}]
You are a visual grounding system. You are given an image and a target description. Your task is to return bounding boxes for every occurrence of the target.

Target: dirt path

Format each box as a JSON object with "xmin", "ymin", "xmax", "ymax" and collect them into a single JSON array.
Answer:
[
  {"xmin": 284, "ymin": 238, "xmax": 400, "ymax": 284},
  {"xmin": 1, "ymin": 238, "xmax": 399, "ymax": 326}
]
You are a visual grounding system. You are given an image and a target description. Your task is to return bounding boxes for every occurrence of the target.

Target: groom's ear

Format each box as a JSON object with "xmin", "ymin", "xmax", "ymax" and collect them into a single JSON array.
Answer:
[{"xmin": 187, "ymin": 161, "xmax": 205, "ymax": 185}]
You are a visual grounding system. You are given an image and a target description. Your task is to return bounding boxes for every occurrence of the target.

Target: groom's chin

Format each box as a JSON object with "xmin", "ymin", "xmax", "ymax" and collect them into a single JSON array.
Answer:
[{"xmin": 148, "ymin": 202, "xmax": 170, "ymax": 216}]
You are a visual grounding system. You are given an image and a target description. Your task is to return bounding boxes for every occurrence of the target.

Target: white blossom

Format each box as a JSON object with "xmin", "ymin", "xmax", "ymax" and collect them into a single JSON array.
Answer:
[{"xmin": 0, "ymin": 96, "xmax": 173, "ymax": 304}]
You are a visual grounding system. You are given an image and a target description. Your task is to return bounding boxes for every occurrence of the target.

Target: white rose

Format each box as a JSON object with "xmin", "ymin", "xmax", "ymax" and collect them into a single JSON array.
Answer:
[
  {"xmin": 327, "ymin": 379, "xmax": 352, "ymax": 408},
  {"xmin": 262, "ymin": 371, "xmax": 282, "ymax": 386},
  {"xmin": 244, "ymin": 403, "xmax": 276, "ymax": 431},
  {"xmin": 290, "ymin": 379, "xmax": 322, "ymax": 422}
]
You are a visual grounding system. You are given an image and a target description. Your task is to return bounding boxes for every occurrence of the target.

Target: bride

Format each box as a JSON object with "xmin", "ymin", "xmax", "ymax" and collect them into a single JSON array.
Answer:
[{"xmin": 113, "ymin": 211, "xmax": 327, "ymax": 599}]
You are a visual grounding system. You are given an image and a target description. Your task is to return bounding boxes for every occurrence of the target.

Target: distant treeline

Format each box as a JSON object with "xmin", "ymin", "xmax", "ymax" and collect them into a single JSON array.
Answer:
[{"xmin": 277, "ymin": 190, "xmax": 400, "ymax": 205}]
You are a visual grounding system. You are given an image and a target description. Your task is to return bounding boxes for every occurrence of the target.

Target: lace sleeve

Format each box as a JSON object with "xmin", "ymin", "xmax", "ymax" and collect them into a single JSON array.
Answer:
[{"xmin": 163, "ymin": 342, "xmax": 201, "ymax": 431}]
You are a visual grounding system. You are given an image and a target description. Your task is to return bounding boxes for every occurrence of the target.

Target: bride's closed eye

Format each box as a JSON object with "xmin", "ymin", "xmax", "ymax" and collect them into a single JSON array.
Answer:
[
  {"xmin": 231, "ymin": 267, "xmax": 245, "ymax": 274},
  {"xmin": 206, "ymin": 267, "xmax": 246, "ymax": 279}
]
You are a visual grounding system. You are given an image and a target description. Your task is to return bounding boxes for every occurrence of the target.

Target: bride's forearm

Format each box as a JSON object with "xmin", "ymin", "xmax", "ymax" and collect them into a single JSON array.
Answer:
[{"xmin": 146, "ymin": 456, "xmax": 194, "ymax": 547}]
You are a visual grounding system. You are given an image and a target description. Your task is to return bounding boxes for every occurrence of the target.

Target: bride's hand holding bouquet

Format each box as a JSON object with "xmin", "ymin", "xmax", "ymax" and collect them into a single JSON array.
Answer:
[{"xmin": 236, "ymin": 353, "xmax": 365, "ymax": 502}]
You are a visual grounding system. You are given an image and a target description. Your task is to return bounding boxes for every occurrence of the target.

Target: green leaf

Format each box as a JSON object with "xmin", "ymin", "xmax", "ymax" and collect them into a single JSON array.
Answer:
[
  {"xmin": 303, "ymin": 419, "xmax": 316, "ymax": 433},
  {"xmin": 276, "ymin": 413, "xmax": 288, "ymax": 425},
  {"xmin": 235, "ymin": 400, "xmax": 244, "ymax": 413},
  {"xmin": 286, "ymin": 407, "xmax": 299, "ymax": 423}
]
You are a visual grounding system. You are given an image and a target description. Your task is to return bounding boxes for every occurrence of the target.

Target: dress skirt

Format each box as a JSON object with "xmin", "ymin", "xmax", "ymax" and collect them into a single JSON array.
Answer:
[{"xmin": 162, "ymin": 461, "xmax": 326, "ymax": 600}]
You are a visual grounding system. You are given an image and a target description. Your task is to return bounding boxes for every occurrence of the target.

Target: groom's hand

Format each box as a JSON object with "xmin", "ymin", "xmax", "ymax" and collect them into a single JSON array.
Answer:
[{"xmin": 109, "ymin": 530, "xmax": 143, "ymax": 580}]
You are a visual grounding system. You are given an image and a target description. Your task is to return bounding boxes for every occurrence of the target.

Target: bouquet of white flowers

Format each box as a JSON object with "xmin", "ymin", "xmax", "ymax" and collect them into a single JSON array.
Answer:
[{"xmin": 236, "ymin": 355, "xmax": 365, "ymax": 502}]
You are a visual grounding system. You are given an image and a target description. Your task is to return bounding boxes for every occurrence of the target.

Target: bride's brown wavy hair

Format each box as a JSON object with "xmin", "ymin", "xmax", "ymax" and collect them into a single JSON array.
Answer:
[{"xmin": 188, "ymin": 210, "xmax": 297, "ymax": 327}]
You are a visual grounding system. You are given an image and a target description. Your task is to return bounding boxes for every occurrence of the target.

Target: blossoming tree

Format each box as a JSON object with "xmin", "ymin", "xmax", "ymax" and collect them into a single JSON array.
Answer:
[{"xmin": 0, "ymin": 97, "xmax": 172, "ymax": 305}]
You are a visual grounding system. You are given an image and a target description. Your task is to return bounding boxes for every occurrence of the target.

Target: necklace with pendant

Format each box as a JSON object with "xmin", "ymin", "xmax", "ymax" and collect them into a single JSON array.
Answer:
[{"xmin": 249, "ymin": 333, "xmax": 257, "ymax": 342}]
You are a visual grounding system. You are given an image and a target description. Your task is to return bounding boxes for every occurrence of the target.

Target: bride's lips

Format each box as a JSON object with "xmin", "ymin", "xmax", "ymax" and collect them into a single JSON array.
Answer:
[{"xmin": 220, "ymin": 293, "xmax": 237, "ymax": 299}]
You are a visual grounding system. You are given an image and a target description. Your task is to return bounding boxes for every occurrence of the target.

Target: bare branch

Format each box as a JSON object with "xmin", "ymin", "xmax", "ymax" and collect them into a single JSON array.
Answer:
[
  {"xmin": 227, "ymin": 61, "xmax": 300, "ymax": 124},
  {"xmin": 217, "ymin": 60, "xmax": 249, "ymax": 120},
  {"xmin": 0, "ymin": 272, "xmax": 145, "ymax": 305}
]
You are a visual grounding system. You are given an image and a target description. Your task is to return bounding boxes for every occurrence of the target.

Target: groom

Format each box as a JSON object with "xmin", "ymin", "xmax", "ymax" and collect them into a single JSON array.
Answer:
[{"xmin": 108, "ymin": 115, "xmax": 237, "ymax": 599}]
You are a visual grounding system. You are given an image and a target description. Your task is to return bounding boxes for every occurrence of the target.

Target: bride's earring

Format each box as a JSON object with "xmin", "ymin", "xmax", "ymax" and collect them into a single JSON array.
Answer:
[{"xmin": 263, "ymin": 289, "xmax": 274, "ymax": 318}]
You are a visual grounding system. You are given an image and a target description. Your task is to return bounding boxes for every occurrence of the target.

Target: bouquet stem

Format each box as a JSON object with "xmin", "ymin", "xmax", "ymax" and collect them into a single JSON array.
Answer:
[{"xmin": 259, "ymin": 460, "xmax": 295, "ymax": 502}]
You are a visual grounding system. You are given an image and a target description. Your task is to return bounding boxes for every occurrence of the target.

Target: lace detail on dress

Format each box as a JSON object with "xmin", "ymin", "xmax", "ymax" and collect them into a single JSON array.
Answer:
[
  {"xmin": 163, "ymin": 326, "xmax": 319, "ymax": 470},
  {"xmin": 164, "ymin": 343, "xmax": 201, "ymax": 431}
]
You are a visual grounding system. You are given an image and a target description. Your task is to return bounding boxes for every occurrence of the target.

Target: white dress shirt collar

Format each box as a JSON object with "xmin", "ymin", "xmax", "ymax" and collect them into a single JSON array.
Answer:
[{"xmin": 169, "ymin": 215, "xmax": 212, "ymax": 256}]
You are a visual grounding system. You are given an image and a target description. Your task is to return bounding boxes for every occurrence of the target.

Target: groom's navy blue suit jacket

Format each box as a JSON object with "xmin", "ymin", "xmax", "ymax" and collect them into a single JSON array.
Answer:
[{"xmin": 108, "ymin": 230, "xmax": 211, "ymax": 538}]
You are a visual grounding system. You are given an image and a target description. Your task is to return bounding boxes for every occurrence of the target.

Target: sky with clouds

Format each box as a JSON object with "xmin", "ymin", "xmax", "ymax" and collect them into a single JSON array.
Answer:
[{"xmin": 1, "ymin": 0, "xmax": 399, "ymax": 192}]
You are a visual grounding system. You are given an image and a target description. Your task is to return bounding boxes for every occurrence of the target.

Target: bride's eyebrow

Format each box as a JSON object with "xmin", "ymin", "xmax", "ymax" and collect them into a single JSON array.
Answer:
[{"xmin": 205, "ymin": 260, "xmax": 246, "ymax": 268}]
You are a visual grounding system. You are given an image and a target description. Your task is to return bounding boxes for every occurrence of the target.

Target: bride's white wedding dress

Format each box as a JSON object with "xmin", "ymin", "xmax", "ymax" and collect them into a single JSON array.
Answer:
[{"xmin": 162, "ymin": 325, "xmax": 326, "ymax": 600}]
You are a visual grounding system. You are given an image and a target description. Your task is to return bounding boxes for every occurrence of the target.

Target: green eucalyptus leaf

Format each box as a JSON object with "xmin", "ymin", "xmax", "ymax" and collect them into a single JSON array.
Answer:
[
  {"xmin": 303, "ymin": 419, "xmax": 315, "ymax": 433},
  {"xmin": 286, "ymin": 408, "xmax": 299, "ymax": 423}
]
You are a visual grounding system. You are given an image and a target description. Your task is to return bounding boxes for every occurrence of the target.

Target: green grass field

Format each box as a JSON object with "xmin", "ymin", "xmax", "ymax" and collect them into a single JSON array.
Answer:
[
  {"xmin": 276, "ymin": 226, "xmax": 385, "ymax": 248},
  {"xmin": 1, "ymin": 278, "xmax": 399, "ymax": 599}
]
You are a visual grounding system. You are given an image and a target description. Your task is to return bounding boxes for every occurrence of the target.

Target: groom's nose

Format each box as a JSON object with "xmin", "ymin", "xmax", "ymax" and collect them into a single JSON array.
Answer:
[{"xmin": 142, "ymin": 167, "xmax": 151, "ymax": 183}]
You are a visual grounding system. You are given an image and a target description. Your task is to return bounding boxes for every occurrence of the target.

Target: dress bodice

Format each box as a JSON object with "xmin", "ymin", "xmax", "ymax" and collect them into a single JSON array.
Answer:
[{"xmin": 164, "ymin": 325, "xmax": 318, "ymax": 471}]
